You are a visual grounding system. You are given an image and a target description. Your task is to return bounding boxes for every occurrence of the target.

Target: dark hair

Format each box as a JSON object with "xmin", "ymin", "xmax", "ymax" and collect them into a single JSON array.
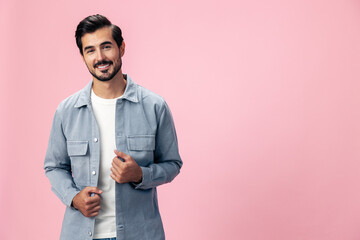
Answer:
[{"xmin": 75, "ymin": 14, "xmax": 123, "ymax": 55}]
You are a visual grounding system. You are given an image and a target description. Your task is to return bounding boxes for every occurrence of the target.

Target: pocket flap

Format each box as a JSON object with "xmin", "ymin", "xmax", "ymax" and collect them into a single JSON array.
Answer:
[
  {"xmin": 67, "ymin": 141, "xmax": 89, "ymax": 156},
  {"xmin": 127, "ymin": 135, "xmax": 155, "ymax": 151}
]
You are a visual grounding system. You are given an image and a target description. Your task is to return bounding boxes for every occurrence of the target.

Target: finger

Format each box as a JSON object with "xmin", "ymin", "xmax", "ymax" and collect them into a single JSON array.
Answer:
[
  {"xmin": 90, "ymin": 193, "xmax": 101, "ymax": 202},
  {"xmin": 110, "ymin": 173, "xmax": 116, "ymax": 181},
  {"xmin": 114, "ymin": 150, "xmax": 130, "ymax": 161},
  {"xmin": 114, "ymin": 149, "xmax": 124, "ymax": 156},
  {"xmin": 112, "ymin": 157, "xmax": 124, "ymax": 168},
  {"xmin": 111, "ymin": 172, "xmax": 122, "ymax": 183},
  {"xmin": 86, "ymin": 194, "xmax": 101, "ymax": 205},
  {"xmin": 84, "ymin": 187, "xmax": 103, "ymax": 195},
  {"xmin": 89, "ymin": 205, "xmax": 101, "ymax": 213},
  {"xmin": 87, "ymin": 206, "xmax": 101, "ymax": 217},
  {"xmin": 111, "ymin": 165, "xmax": 121, "ymax": 176},
  {"xmin": 88, "ymin": 210, "xmax": 100, "ymax": 217},
  {"xmin": 87, "ymin": 201, "xmax": 101, "ymax": 210},
  {"xmin": 118, "ymin": 152, "xmax": 134, "ymax": 163},
  {"xmin": 88, "ymin": 212, "xmax": 99, "ymax": 217},
  {"xmin": 110, "ymin": 172, "xmax": 116, "ymax": 181}
]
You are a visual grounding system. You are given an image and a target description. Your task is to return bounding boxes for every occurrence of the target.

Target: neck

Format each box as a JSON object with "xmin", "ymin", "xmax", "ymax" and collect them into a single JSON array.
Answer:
[{"xmin": 92, "ymin": 70, "xmax": 127, "ymax": 99}]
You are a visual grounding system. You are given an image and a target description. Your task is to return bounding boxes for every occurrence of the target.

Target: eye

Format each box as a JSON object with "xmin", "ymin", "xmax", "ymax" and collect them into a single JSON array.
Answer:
[
  {"xmin": 104, "ymin": 45, "xmax": 111, "ymax": 49},
  {"xmin": 86, "ymin": 49, "xmax": 94, "ymax": 54}
]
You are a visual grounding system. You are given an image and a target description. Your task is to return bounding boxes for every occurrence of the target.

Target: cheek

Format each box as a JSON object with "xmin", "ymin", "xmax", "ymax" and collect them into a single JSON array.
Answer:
[
  {"xmin": 84, "ymin": 58, "xmax": 95, "ymax": 69},
  {"xmin": 109, "ymin": 49, "xmax": 121, "ymax": 61},
  {"xmin": 110, "ymin": 53, "xmax": 119, "ymax": 62},
  {"xmin": 113, "ymin": 54, "xmax": 122, "ymax": 65}
]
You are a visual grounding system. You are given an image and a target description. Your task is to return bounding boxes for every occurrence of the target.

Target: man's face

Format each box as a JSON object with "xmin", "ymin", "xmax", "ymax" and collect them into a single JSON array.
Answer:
[{"xmin": 81, "ymin": 27, "xmax": 124, "ymax": 81}]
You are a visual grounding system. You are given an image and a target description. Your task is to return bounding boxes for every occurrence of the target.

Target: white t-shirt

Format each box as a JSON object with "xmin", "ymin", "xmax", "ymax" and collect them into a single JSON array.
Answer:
[{"xmin": 91, "ymin": 89, "xmax": 121, "ymax": 239}]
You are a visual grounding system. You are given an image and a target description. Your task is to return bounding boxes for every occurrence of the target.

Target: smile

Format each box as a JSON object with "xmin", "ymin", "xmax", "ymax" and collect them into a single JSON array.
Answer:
[{"xmin": 97, "ymin": 64, "xmax": 110, "ymax": 70}]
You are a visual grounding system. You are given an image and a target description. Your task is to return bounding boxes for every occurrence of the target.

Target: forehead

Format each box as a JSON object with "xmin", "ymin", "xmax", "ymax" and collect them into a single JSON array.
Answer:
[{"xmin": 81, "ymin": 27, "xmax": 115, "ymax": 49}]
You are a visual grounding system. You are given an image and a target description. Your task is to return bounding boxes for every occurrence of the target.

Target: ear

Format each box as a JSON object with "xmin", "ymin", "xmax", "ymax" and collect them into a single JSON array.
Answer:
[{"xmin": 120, "ymin": 41, "xmax": 125, "ymax": 57}]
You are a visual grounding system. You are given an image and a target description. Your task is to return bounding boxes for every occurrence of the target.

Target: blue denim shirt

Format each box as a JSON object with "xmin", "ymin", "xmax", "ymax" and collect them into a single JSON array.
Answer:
[{"xmin": 44, "ymin": 75, "xmax": 182, "ymax": 240}]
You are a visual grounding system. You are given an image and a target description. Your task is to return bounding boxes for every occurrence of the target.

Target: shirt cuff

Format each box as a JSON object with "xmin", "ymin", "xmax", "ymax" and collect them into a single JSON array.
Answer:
[
  {"xmin": 63, "ymin": 189, "xmax": 81, "ymax": 207},
  {"xmin": 133, "ymin": 166, "xmax": 152, "ymax": 189}
]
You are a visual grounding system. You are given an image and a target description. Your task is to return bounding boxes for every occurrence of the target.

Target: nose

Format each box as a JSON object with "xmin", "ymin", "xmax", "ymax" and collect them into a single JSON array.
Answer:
[{"xmin": 95, "ymin": 49, "xmax": 105, "ymax": 62}]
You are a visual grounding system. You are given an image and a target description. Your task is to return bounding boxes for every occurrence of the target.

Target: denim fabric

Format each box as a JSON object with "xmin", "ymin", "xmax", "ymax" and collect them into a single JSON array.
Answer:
[
  {"xmin": 94, "ymin": 238, "xmax": 116, "ymax": 240},
  {"xmin": 44, "ymin": 75, "xmax": 182, "ymax": 240}
]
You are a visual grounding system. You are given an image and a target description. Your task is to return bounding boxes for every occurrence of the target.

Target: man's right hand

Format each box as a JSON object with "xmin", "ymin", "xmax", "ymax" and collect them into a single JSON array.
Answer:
[{"xmin": 72, "ymin": 187, "xmax": 103, "ymax": 217}]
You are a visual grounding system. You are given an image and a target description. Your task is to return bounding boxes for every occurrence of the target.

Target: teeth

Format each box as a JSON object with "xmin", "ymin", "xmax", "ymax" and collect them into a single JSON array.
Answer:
[{"xmin": 98, "ymin": 64, "xmax": 110, "ymax": 69}]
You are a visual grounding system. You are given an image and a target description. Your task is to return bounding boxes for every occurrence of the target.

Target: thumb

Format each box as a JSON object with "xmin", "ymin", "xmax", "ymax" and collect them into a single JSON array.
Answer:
[
  {"xmin": 85, "ymin": 186, "xmax": 103, "ymax": 195},
  {"xmin": 114, "ymin": 150, "xmax": 129, "ymax": 161}
]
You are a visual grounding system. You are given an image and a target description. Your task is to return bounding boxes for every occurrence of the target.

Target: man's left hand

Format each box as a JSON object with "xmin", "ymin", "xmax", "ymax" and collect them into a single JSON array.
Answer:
[{"xmin": 111, "ymin": 150, "xmax": 143, "ymax": 184}]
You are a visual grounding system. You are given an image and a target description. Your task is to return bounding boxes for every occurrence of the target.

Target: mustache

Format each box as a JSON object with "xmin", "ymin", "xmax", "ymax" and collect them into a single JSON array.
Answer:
[{"xmin": 94, "ymin": 61, "xmax": 112, "ymax": 68}]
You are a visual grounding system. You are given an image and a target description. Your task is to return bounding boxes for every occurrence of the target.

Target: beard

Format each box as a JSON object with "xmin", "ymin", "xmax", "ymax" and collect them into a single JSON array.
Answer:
[{"xmin": 90, "ymin": 56, "xmax": 122, "ymax": 82}]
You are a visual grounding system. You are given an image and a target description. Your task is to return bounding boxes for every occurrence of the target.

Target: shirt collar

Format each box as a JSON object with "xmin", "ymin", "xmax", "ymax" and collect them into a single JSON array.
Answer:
[{"xmin": 74, "ymin": 74, "xmax": 139, "ymax": 108}]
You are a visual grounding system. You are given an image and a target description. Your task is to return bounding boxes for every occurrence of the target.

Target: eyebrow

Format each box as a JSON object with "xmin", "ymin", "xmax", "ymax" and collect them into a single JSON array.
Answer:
[
  {"xmin": 83, "ymin": 41, "xmax": 113, "ymax": 52},
  {"xmin": 100, "ymin": 41, "xmax": 113, "ymax": 46}
]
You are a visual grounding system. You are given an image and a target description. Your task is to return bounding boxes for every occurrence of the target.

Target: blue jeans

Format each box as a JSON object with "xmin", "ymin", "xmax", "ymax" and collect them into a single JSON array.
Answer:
[{"xmin": 93, "ymin": 238, "xmax": 116, "ymax": 240}]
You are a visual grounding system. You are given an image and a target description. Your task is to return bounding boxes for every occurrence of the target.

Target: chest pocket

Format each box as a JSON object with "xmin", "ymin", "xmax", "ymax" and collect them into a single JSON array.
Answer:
[
  {"xmin": 67, "ymin": 141, "xmax": 90, "ymax": 187},
  {"xmin": 127, "ymin": 135, "xmax": 155, "ymax": 166}
]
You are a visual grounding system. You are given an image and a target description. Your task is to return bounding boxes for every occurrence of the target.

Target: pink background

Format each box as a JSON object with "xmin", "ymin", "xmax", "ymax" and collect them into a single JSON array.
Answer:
[{"xmin": 1, "ymin": 0, "xmax": 360, "ymax": 239}]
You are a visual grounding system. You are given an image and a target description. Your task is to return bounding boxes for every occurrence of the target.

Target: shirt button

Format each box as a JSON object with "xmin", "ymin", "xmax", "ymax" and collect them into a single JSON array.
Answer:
[
  {"xmin": 88, "ymin": 231, "xmax": 92, "ymax": 236},
  {"xmin": 93, "ymin": 138, "xmax": 98, "ymax": 142},
  {"xmin": 92, "ymin": 171, "xmax": 96, "ymax": 175}
]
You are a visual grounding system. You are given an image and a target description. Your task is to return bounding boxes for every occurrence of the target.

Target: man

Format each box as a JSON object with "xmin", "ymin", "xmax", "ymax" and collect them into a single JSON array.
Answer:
[{"xmin": 44, "ymin": 14, "xmax": 182, "ymax": 240}]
